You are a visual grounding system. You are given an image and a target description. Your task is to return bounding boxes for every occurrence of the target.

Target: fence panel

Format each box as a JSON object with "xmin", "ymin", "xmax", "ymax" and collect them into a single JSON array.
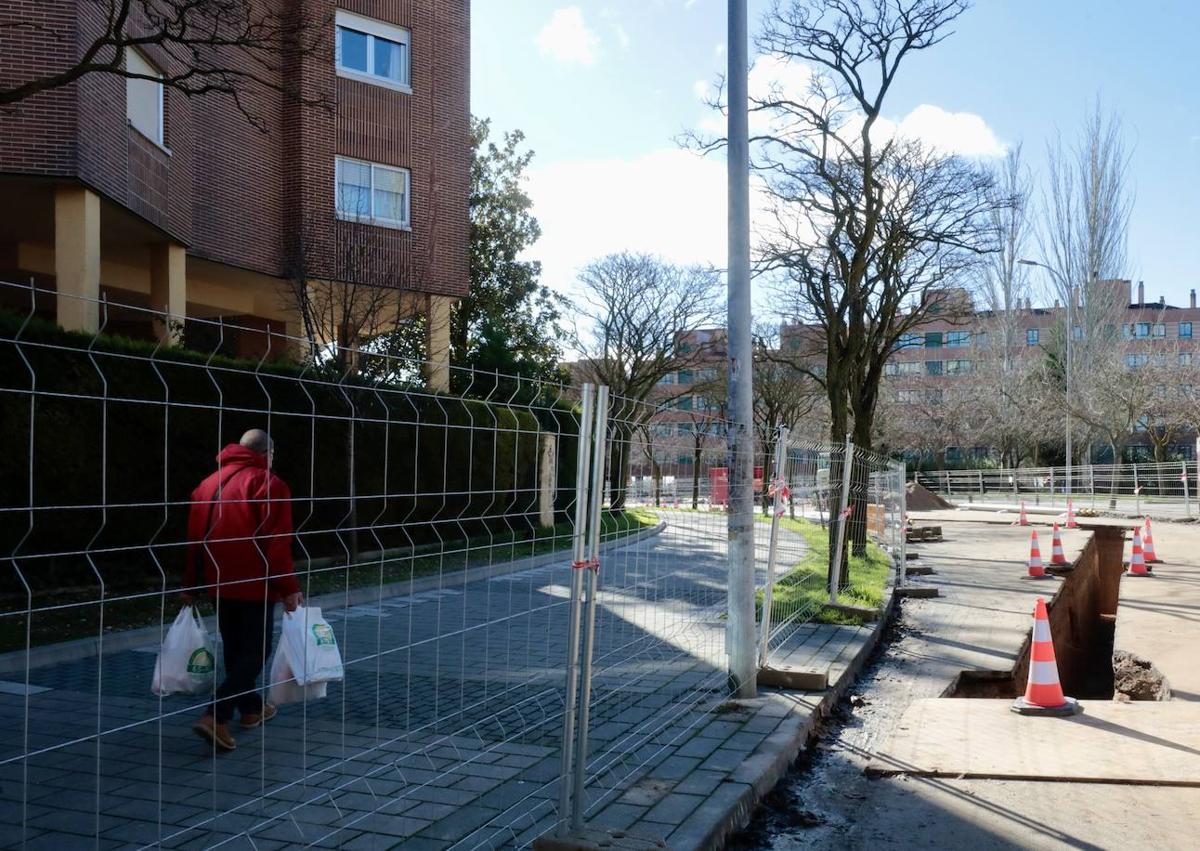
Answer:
[{"xmin": 0, "ymin": 282, "xmax": 606, "ymax": 849}]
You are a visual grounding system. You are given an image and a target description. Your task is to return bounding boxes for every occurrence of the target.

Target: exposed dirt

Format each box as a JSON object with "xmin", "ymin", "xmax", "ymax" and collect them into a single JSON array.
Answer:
[
  {"xmin": 1112, "ymin": 649, "xmax": 1171, "ymax": 701},
  {"xmin": 904, "ymin": 482, "xmax": 954, "ymax": 511}
]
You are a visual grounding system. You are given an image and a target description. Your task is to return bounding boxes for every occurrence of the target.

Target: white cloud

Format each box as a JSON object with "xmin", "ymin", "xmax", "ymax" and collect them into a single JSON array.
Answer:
[
  {"xmin": 526, "ymin": 149, "xmax": 727, "ymax": 292},
  {"xmin": 613, "ymin": 23, "xmax": 631, "ymax": 50},
  {"xmin": 692, "ymin": 79, "xmax": 711, "ymax": 100},
  {"xmin": 536, "ymin": 7, "xmax": 600, "ymax": 66},
  {"xmin": 889, "ymin": 104, "xmax": 1006, "ymax": 158}
]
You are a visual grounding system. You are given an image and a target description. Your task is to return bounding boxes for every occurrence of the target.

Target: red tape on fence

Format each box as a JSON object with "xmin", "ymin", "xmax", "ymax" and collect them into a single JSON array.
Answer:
[{"xmin": 572, "ymin": 557, "xmax": 600, "ymax": 573}]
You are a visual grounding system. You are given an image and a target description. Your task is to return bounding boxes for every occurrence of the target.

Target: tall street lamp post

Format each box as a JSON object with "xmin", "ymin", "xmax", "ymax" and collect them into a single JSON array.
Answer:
[{"xmin": 1020, "ymin": 259, "xmax": 1073, "ymax": 497}]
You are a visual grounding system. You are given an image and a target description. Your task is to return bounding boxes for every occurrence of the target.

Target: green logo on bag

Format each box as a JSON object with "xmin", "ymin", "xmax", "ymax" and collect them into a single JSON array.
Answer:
[
  {"xmin": 187, "ymin": 648, "xmax": 215, "ymax": 675},
  {"xmin": 312, "ymin": 623, "xmax": 336, "ymax": 647}
]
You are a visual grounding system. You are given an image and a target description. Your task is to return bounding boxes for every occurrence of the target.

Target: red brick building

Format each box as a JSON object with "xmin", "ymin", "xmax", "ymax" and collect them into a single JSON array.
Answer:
[{"xmin": 0, "ymin": 1, "xmax": 469, "ymax": 388}]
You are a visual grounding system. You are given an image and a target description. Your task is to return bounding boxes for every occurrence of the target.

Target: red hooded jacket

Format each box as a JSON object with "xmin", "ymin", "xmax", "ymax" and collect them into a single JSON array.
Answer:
[{"xmin": 184, "ymin": 444, "xmax": 301, "ymax": 602}]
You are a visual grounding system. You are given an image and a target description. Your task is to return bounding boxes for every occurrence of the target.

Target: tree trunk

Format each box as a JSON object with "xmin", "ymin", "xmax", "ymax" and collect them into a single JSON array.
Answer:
[
  {"xmin": 652, "ymin": 458, "xmax": 662, "ymax": 507},
  {"xmin": 692, "ymin": 437, "xmax": 702, "ymax": 509},
  {"xmin": 609, "ymin": 424, "xmax": 631, "ymax": 511},
  {"xmin": 826, "ymin": 373, "xmax": 850, "ymax": 593}
]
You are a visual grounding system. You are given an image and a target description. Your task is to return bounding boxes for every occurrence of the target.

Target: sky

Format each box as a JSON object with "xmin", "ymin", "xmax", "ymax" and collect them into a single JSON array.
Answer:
[{"xmin": 470, "ymin": 0, "xmax": 1200, "ymax": 312}]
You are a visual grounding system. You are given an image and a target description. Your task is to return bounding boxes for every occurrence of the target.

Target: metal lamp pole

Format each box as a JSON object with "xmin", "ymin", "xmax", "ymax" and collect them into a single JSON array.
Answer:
[
  {"xmin": 1020, "ymin": 259, "xmax": 1072, "ymax": 497},
  {"xmin": 725, "ymin": 0, "xmax": 757, "ymax": 699}
]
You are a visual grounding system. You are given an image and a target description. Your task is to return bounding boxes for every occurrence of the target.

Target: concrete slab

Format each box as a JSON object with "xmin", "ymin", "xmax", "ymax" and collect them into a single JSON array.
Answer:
[
  {"xmin": 868, "ymin": 698, "xmax": 1200, "ymax": 785},
  {"xmin": 1114, "ymin": 532, "xmax": 1200, "ymax": 701}
]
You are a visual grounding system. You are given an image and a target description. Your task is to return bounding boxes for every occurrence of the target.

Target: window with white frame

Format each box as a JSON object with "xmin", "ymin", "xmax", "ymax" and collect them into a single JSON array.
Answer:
[
  {"xmin": 946, "ymin": 331, "xmax": 970, "ymax": 348},
  {"xmin": 335, "ymin": 157, "xmax": 410, "ymax": 228},
  {"xmin": 1181, "ymin": 322, "xmax": 1193, "ymax": 339},
  {"xmin": 336, "ymin": 10, "xmax": 411, "ymax": 90},
  {"xmin": 896, "ymin": 361, "xmax": 922, "ymax": 376},
  {"xmin": 126, "ymin": 48, "xmax": 164, "ymax": 145},
  {"xmin": 1153, "ymin": 322, "xmax": 1166, "ymax": 338},
  {"xmin": 884, "ymin": 362, "xmax": 899, "ymax": 376},
  {"xmin": 1026, "ymin": 328, "xmax": 1039, "ymax": 346},
  {"xmin": 1181, "ymin": 353, "xmax": 1193, "ymax": 367},
  {"xmin": 946, "ymin": 359, "xmax": 972, "ymax": 375}
]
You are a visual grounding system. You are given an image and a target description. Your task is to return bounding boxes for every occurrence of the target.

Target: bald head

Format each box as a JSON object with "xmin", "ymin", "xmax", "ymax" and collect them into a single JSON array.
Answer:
[{"xmin": 240, "ymin": 429, "xmax": 274, "ymax": 459}]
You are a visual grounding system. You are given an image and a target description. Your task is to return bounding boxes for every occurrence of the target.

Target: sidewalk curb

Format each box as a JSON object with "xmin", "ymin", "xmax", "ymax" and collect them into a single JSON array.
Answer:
[
  {"xmin": 0, "ymin": 521, "xmax": 667, "ymax": 675},
  {"xmin": 684, "ymin": 588, "xmax": 900, "ymax": 851}
]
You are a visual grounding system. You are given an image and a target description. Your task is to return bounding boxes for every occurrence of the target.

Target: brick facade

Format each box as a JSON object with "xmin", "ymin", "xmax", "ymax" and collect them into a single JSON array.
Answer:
[{"xmin": 0, "ymin": 0, "xmax": 469, "ymax": 299}]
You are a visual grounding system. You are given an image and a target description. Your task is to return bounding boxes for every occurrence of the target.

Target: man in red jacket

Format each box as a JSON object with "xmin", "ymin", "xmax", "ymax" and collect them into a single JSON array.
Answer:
[{"xmin": 182, "ymin": 429, "xmax": 303, "ymax": 751}]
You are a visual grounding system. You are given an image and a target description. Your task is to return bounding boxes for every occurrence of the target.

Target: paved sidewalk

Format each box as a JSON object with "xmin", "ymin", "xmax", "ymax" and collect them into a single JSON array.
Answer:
[{"xmin": 0, "ymin": 511, "xmax": 808, "ymax": 850}]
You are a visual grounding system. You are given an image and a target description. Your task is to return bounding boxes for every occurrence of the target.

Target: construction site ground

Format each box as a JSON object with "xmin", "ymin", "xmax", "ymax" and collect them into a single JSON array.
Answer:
[{"xmin": 736, "ymin": 516, "xmax": 1200, "ymax": 850}]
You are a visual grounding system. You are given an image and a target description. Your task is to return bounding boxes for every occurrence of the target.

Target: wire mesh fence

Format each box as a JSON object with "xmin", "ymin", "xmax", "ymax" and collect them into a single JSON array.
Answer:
[{"xmin": 0, "ymin": 281, "xmax": 905, "ymax": 848}]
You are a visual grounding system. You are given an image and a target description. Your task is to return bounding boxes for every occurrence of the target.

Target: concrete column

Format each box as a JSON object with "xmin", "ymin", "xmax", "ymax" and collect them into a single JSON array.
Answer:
[
  {"xmin": 539, "ymin": 433, "xmax": 558, "ymax": 529},
  {"xmin": 150, "ymin": 242, "xmax": 187, "ymax": 344},
  {"xmin": 423, "ymin": 293, "xmax": 454, "ymax": 392},
  {"xmin": 54, "ymin": 185, "xmax": 101, "ymax": 333}
]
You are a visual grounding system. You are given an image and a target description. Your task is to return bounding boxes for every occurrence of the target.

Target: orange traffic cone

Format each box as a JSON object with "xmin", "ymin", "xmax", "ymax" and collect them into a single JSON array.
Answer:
[
  {"xmin": 1050, "ymin": 523, "xmax": 1069, "ymax": 565},
  {"xmin": 1143, "ymin": 517, "xmax": 1161, "ymax": 564},
  {"xmin": 1065, "ymin": 499, "xmax": 1078, "ymax": 529},
  {"xmin": 1127, "ymin": 528, "xmax": 1150, "ymax": 576},
  {"xmin": 1024, "ymin": 530, "xmax": 1049, "ymax": 579},
  {"xmin": 1012, "ymin": 500, "xmax": 1030, "ymax": 526},
  {"xmin": 1012, "ymin": 597, "xmax": 1080, "ymax": 715}
]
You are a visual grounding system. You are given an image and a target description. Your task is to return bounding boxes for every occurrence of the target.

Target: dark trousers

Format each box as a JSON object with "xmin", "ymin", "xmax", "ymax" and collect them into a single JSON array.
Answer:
[{"xmin": 210, "ymin": 599, "xmax": 276, "ymax": 724}]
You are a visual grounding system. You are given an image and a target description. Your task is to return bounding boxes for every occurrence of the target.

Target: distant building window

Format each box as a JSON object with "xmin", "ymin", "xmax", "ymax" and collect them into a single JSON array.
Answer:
[
  {"xmin": 1181, "ymin": 353, "xmax": 1193, "ymax": 367},
  {"xmin": 884, "ymin": 362, "xmax": 899, "ymax": 376},
  {"xmin": 897, "ymin": 389, "xmax": 922, "ymax": 404},
  {"xmin": 1152, "ymin": 354, "xmax": 1166, "ymax": 367},
  {"xmin": 897, "ymin": 361, "xmax": 922, "ymax": 376},
  {"xmin": 925, "ymin": 331, "xmax": 943, "ymax": 349},
  {"xmin": 1153, "ymin": 323, "xmax": 1166, "ymax": 338},
  {"xmin": 125, "ymin": 48, "xmax": 164, "ymax": 145},
  {"xmin": 1181, "ymin": 322, "xmax": 1193, "ymax": 339},
  {"xmin": 1136, "ymin": 322, "xmax": 1150, "ymax": 338},
  {"xmin": 946, "ymin": 359, "xmax": 972, "ymax": 375},
  {"xmin": 897, "ymin": 333, "xmax": 922, "ymax": 349},
  {"xmin": 926, "ymin": 360, "xmax": 943, "ymax": 376},
  {"xmin": 1072, "ymin": 325, "xmax": 1083, "ymax": 340},
  {"xmin": 1122, "ymin": 324, "xmax": 1133, "ymax": 340},
  {"xmin": 946, "ymin": 331, "xmax": 970, "ymax": 348},
  {"xmin": 975, "ymin": 332, "xmax": 988, "ymax": 348},
  {"xmin": 335, "ymin": 157, "xmax": 411, "ymax": 228},
  {"xmin": 1126, "ymin": 353, "xmax": 1148, "ymax": 368},
  {"xmin": 1026, "ymin": 328, "xmax": 1039, "ymax": 346},
  {"xmin": 658, "ymin": 373, "xmax": 676, "ymax": 385},
  {"xmin": 336, "ymin": 10, "xmax": 411, "ymax": 91},
  {"xmin": 677, "ymin": 369, "xmax": 693, "ymax": 385}
]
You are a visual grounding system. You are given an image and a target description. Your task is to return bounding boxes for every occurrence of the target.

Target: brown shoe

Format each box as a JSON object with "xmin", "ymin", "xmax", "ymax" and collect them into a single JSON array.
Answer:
[
  {"xmin": 240, "ymin": 702, "xmax": 277, "ymax": 729},
  {"xmin": 193, "ymin": 715, "xmax": 236, "ymax": 751}
]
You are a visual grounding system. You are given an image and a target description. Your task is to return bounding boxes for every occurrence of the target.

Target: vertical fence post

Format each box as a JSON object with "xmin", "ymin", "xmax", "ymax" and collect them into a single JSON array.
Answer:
[
  {"xmin": 829, "ymin": 435, "xmax": 853, "ymax": 605},
  {"xmin": 897, "ymin": 461, "xmax": 908, "ymax": 589},
  {"xmin": 571, "ymin": 386, "xmax": 609, "ymax": 832},
  {"xmin": 1050, "ymin": 468, "xmax": 1055, "ymax": 507},
  {"xmin": 1183, "ymin": 461, "xmax": 1191, "ymax": 519},
  {"xmin": 557, "ymin": 383, "xmax": 595, "ymax": 836},
  {"xmin": 758, "ymin": 425, "xmax": 789, "ymax": 669},
  {"xmin": 1134, "ymin": 464, "xmax": 1141, "ymax": 516},
  {"xmin": 1089, "ymin": 463, "xmax": 1095, "ymax": 509}
]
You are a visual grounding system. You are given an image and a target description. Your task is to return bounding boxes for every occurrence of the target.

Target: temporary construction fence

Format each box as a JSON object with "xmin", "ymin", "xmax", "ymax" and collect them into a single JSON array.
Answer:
[
  {"xmin": 755, "ymin": 431, "xmax": 906, "ymax": 670},
  {"xmin": 916, "ymin": 459, "xmax": 1200, "ymax": 516},
  {"xmin": 0, "ymin": 282, "xmax": 905, "ymax": 848}
]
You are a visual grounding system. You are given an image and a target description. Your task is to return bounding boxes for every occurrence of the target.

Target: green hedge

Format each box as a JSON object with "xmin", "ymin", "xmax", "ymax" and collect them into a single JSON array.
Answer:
[{"xmin": 0, "ymin": 313, "xmax": 579, "ymax": 601}]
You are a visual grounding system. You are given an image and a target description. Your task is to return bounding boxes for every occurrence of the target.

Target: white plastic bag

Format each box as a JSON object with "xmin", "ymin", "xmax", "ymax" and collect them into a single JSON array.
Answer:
[
  {"xmin": 267, "ymin": 644, "xmax": 327, "ymax": 705},
  {"xmin": 280, "ymin": 606, "xmax": 344, "ymax": 686},
  {"xmin": 151, "ymin": 606, "xmax": 215, "ymax": 696}
]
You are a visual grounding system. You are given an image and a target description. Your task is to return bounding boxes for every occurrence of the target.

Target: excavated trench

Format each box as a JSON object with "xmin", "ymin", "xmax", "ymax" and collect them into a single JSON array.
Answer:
[{"xmin": 945, "ymin": 533, "xmax": 1121, "ymax": 701}]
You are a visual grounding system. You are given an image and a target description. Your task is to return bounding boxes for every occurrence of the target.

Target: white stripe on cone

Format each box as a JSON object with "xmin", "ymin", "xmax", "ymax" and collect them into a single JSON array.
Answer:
[
  {"xmin": 1029, "ymin": 660, "xmax": 1061, "ymax": 685},
  {"xmin": 1033, "ymin": 618, "xmax": 1052, "ymax": 643}
]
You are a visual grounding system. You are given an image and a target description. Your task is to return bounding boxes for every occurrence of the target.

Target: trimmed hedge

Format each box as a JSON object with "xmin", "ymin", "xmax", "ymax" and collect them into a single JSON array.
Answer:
[{"xmin": 0, "ymin": 312, "xmax": 579, "ymax": 601}]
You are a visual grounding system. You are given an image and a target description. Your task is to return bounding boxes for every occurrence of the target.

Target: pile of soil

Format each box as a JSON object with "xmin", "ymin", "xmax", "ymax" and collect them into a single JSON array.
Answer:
[{"xmin": 905, "ymin": 481, "xmax": 954, "ymax": 511}]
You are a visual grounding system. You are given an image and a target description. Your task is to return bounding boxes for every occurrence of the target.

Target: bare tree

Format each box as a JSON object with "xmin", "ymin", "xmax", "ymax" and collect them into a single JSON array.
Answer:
[
  {"xmin": 750, "ymin": 325, "xmax": 818, "ymax": 512},
  {"xmin": 0, "ymin": 1, "xmax": 328, "ymax": 128},
  {"xmin": 571, "ymin": 252, "xmax": 722, "ymax": 509},
  {"xmin": 1039, "ymin": 101, "xmax": 1134, "ymax": 357},
  {"xmin": 285, "ymin": 219, "xmax": 418, "ymax": 374}
]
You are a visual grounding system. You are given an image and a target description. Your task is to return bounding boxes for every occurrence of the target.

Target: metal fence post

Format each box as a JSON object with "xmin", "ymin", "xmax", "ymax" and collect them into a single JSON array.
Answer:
[
  {"xmin": 1183, "ymin": 461, "xmax": 1191, "ymax": 519},
  {"xmin": 829, "ymin": 435, "xmax": 853, "ymax": 605},
  {"xmin": 758, "ymin": 425, "xmax": 789, "ymax": 669},
  {"xmin": 1134, "ymin": 464, "xmax": 1141, "ymax": 516},
  {"xmin": 571, "ymin": 386, "xmax": 609, "ymax": 832},
  {"xmin": 897, "ymin": 461, "xmax": 908, "ymax": 589},
  {"xmin": 557, "ymin": 383, "xmax": 595, "ymax": 836}
]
